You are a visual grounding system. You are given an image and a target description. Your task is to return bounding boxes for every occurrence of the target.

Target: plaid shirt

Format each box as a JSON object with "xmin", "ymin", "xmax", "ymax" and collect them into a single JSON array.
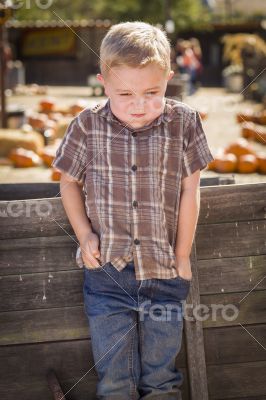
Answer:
[{"xmin": 52, "ymin": 98, "xmax": 214, "ymax": 280}]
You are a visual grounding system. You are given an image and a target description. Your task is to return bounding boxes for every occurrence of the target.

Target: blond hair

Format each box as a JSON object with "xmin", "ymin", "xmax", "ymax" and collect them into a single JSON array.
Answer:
[{"xmin": 99, "ymin": 21, "xmax": 171, "ymax": 76}]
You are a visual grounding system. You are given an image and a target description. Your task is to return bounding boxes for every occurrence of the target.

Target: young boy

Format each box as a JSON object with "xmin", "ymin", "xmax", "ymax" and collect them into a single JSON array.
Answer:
[{"xmin": 52, "ymin": 21, "xmax": 214, "ymax": 400}]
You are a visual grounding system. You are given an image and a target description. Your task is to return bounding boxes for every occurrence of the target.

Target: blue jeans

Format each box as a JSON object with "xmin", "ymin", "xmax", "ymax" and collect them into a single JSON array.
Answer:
[{"xmin": 83, "ymin": 261, "xmax": 191, "ymax": 399}]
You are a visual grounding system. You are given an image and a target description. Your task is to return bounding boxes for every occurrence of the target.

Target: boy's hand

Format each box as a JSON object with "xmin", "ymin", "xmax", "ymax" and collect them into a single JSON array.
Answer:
[
  {"xmin": 79, "ymin": 232, "xmax": 101, "ymax": 269},
  {"xmin": 175, "ymin": 256, "xmax": 192, "ymax": 281}
]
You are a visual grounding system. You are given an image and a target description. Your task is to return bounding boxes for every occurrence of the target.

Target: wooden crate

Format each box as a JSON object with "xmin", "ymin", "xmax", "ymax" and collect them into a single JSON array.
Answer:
[{"xmin": 0, "ymin": 181, "xmax": 265, "ymax": 400}]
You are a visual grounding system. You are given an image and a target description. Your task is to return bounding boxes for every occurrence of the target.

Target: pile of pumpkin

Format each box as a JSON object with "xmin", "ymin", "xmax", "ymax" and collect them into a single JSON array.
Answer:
[
  {"xmin": 208, "ymin": 107, "xmax": 266, "ymax": 174},
  {"xmin": 236, "ymin": 109, "xmax": 266, "ymax": 145},
  {"xmin": 0, "ymin": 98, "xmax": 91, "ymax": 181}
]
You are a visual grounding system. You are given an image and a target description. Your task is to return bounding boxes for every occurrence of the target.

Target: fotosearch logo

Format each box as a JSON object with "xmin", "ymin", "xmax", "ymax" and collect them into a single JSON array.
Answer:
[{"xmin": 12, "ymin": 0, "xmax": 54, "ymax": 10}]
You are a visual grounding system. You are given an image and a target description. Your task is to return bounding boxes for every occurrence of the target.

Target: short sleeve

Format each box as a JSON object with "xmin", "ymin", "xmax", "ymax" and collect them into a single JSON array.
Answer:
[
  {"xmin": 51, "ymin": 114, "xmax": 87, "ymax": 184},
  {"xmin": 182, "ymin": 110, "xmax": 214, "ymax": 178}
]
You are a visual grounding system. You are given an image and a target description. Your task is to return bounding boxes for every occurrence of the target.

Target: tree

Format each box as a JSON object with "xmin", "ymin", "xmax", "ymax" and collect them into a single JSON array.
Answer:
[{"xmin": 12, "ymin": 0, "xmax": 211, "ymax": 31}]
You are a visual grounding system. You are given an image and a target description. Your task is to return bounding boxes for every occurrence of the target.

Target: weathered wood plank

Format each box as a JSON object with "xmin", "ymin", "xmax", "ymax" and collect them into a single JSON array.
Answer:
[
  {"xmin": 198, "ymin": 255, "xmax": 266, "ymax": 294},
  {"xmin": 0, "ymin": 306, "xmax": 89, "ymax": 345},
  {"xmin": 1, "ymin": 264, "xmax": 265, "ymax": 315},
  {"xmin": 0, "ymin": 183, "xmax": 60, "ymax": 201},
  {"xmin": 0, "ymin": 339, "xmax": 98, "ymax": 400},
  {"xmin": 196, "ymin": 220, "xmax": 266, "ymax": 259},
  {"xmin": 1, "ymin": 236, "xmax": 265, "ymax": 294},
  {"xmin": 199, "ymin": 182, "xmax": 266, "ymax": 224},
  {"xmin": 0, "ymin": 176, "xmax": 231, "ymax": 201},
  {"xmin": 1, "ymin": 183, "xmax": 265, "ymax": 239},
  {"xmin": 204, "ymin": 324, "xmax": 266, "ymax": 365},
  {"xmin": 0, "ymin": 338, "xmax": 189, "ymax": 400},
  {"xmin": 0, "ymin": 236, "xmax": 78, "ymax": 274},
  {"xmin": 207, "ymin": 361, "xmax": 266, "ymax": 399},
  {"xmin": 184, "ymin": 244, "xmax": 209, "ymax": 400},
  {"xmin": 199, "ymin": 290, "xmax": 266, "ymax": 328},
  {"xmin": 0, "ymin": 198, "xmax": 73, "ymax": 239},
  {"xmin": 0, "ymin": 269, "xmax": 85, "ymax": 312}
]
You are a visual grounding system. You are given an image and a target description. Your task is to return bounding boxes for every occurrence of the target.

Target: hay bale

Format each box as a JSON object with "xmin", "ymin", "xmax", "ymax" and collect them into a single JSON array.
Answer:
[{"xmin": 0, "ymin": 129, "xmax": 45, "ymax": 157}]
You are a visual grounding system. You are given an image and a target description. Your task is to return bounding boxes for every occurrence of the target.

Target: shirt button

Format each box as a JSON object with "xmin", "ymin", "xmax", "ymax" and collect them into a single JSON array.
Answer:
[
  {"xmin": 131, "ymin": 165, "xmax": 137, "ymax": 171},
  {"xmin": 134, "ymin": 239, "xmax": 140, "ymax": 245},
  {"xmin": 132, "ymin": 132, "xmax": 137, "ymax": 137},
  {"xmin": 132, "ymin": 200, "xmax": 138, "ymax": 208}
]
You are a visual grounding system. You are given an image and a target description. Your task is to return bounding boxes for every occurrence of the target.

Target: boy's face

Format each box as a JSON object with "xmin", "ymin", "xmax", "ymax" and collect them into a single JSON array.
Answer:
[{"xmin": 97, "ymin": 64, "xmax": 174, "ymax": 129}]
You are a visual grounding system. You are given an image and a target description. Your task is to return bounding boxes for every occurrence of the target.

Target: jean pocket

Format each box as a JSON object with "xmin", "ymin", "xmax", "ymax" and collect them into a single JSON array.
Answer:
[
  {"xmin": 83, "ymin": 261, "xmax": 111, "ymax": 273},
  {"xmin": 176, "ymin": 275, "xmax": 192, "ymax": 284}
]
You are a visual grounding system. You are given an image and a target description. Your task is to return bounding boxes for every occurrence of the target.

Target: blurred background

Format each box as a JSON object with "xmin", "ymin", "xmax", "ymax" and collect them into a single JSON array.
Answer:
[{"xmin": 0, "ymin": 0, "xmax": 266, "ymax": 184}]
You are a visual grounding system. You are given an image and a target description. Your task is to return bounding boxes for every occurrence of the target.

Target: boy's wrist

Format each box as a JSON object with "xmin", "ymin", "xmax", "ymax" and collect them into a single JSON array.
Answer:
[{"xmin": 76, "ymin": 226, "xmax": 93, "ymax": 245}]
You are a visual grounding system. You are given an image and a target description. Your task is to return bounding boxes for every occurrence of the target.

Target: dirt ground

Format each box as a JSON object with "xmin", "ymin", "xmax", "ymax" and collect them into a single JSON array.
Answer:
[{"xmin": 0, "ymin": 86, "xmax": 265, "ymax": 184}]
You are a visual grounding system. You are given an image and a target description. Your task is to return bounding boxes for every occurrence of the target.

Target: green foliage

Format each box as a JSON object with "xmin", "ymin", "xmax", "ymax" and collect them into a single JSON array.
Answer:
[{"xmin": 12, "ymin": 0, "xmax": 211, "ymax": 31}]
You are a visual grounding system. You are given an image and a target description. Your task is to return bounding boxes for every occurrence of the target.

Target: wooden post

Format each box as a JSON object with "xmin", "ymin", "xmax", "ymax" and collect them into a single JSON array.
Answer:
[
  {"xmin": 0, "ymin": 23, "xmax": 7, "ymax": 128},
  {"xmin": 184, "ymin": 242, "xmax": 209, "ymax": 399}
]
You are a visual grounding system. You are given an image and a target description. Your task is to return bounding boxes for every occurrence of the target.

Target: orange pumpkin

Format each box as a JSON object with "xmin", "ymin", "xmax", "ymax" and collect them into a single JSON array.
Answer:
[
  {"xmin": 257, "ymin": 152, "xmax": 266, "ymax": 174},
  {"xmin": 39, "ymin": 99, "xmax": 55, "ymax": 113},
  {"xmin": 8, "ymin": 148, "xmax": 42, "ymax": 168},
  {"xmin": 213, "ymin": 153, "xmax": 238, "ymax": 173},
  {"xmin": 237, "ymin": 154, "xmax": 258, "ymax": 173},
  {"xmin": 257, "ymin": 110, "xmax": 266, "ymax": 125},
  {"xmin": 28, "ymin": 113, "xmax": 48, "ymax": 131},
  {"xmin": 51, "ymin": 168, "xmax": 61, "ymax": 181},
  {"xmin": 69, "ymin": 100, "xmax": 87, "ymax": 116},
  {"xmin": 206, "ymin": 158, "xmax": 216, "ymax": 171},
  {"xmin": 40, "ymin": 146, "xmax": 56, "ymax": 167},
  {"xmin": 236, "ymin": 110, "xmax": 256, "ymax": 124},
  {"xmin": 241, "ymin": 122, "xmax": 256, "ymax": 140},
  {"xmin": 254, "ymin": 130, "xmax": 266, "ymax": 145},
  {"xmin": 224, "ymin": 138, "xmax": 256, "ymax": 158}
]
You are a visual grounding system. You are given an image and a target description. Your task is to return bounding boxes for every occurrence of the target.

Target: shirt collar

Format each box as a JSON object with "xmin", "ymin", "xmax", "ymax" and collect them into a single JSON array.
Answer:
[{"xmin": 94, "ymin": 97, "xmax": 175, "ymax": 131}]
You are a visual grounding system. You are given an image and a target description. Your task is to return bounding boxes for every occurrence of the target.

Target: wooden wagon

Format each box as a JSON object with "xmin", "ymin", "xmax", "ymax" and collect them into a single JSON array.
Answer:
[{"xmin": 0, "ymin": 178, "xmax": 265, "ymax": 400}]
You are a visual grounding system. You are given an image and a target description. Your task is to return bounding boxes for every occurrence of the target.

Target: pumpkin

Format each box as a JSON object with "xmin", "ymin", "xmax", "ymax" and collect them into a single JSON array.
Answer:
[
  {"xmin": 224, "ymin": 138, "xmax": 256, "ymax": 157},
  {"xmin": 8, "ymin": 148, "xmax": 42, "ymax": 168},
  {"xmin": 256, "ymin": 110, "xmax": 266, "ymax": 125},
  {"xmin": 40, "ymin": 146, "xmax": 56, "ymax": 167},
  {"xmin": 69, "ymin": 100, "xmax": 88, "ymax": 116},
  {"xmin": 213, "ymin": 153, "xmax": 238, "ymax": 173},
  {"xmin": 257, "ymin": 152, "xmax": 266, "ymax": 174},
  {"xmin": 241, "ymin": 122, "xmax": 256, "ymax": 140},
  {"xmin": 237, "ymin": 154, "xmax": 259, "ymax": 173},
  {"xmin": 236, "ymin": 110, "xmax": 256, "ymax": 124},
  {"xmin": 206, "ymin": 158, "xmax": 216, "ymax": 171},
  {"xmin": 51, "ymin": 168, "xmax": 61, "ymax": 181},
  {"xmin": 28, "ymin": 113, "xmax": 48, "ymax": 131},
  {"xmin": 241, "ymin": 122, "xmax": 266, "ymax": 144},
  {"xmin": 39, "ymin": 98, "xmax": 55, "ymax": 113},
  {"xmin": 254, "ymin": 130, "xmax": 266, "ymax": 145}
]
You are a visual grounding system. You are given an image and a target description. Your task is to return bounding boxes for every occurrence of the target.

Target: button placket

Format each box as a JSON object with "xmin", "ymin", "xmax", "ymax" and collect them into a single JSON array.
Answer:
[{"xmin": 130, "ymin": 131, "xmax": 141, "ymax": 250}]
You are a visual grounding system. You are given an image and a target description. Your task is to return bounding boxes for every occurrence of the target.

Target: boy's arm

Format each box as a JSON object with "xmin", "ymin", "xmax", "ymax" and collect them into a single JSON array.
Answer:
[
  {"xmin": 174, "ymin": 169, "xmax": 201, "ymax": 279},
  {"xmin": 59, "ymin": 172, "xmax": 101, "ymax": 268}
]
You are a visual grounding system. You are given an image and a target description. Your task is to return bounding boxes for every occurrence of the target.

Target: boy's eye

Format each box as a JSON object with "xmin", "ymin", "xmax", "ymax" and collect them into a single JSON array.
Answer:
[
  {"xmin": 119, "ymin": 93, "xmax": 131, "ymax": 96},
  {"xmin": 146, "ymin": 91, "xmax": 158, "ymax": 96}
]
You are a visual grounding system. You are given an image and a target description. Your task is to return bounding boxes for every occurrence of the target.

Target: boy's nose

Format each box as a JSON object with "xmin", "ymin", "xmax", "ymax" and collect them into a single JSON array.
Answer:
[{"xmin": 133, "ymin": 97, "xmax": 145, "ymax": 111}]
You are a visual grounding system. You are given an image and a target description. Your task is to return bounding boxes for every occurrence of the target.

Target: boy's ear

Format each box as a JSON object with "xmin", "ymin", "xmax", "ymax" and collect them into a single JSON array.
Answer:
[
  {"xmin": 167, "ymin": 70, "xmax": 175, "ymax": 81},
  {"xmin": 96, "ymin": 73, "xmax": 109, "ymax": 96},
  {"xmin": 96, "ymin": 73, "xmax": 104, "ymax": 85}
]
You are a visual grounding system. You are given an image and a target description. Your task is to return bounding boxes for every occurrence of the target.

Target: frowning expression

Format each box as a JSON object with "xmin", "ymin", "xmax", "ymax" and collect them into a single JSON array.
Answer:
[{"xmin": 97, "ymin": 64, "xmax": 174, "ymax": 129}]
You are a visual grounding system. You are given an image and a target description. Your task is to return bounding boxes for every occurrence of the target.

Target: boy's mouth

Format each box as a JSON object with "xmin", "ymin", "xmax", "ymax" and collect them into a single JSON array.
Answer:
[{"xmin": 131, "ymin": 113, "xmax": 145, "ymax": 118}]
